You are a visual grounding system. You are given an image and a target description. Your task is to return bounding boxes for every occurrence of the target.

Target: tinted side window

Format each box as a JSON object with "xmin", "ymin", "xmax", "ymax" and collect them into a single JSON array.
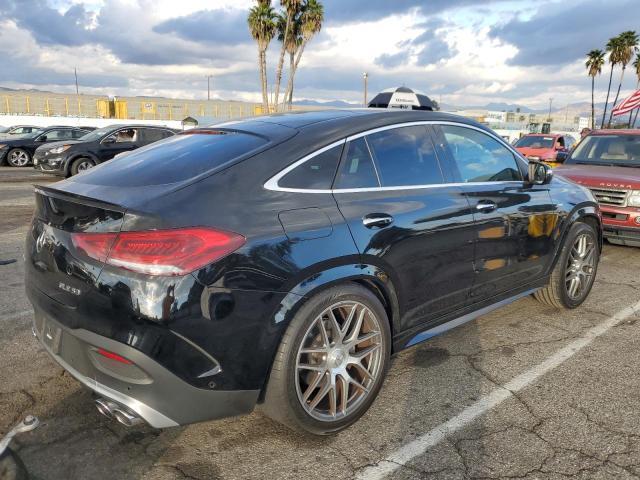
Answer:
[
  {"xmin": 46, "ymin": 129, "xmax": 74, "ymax": 140},
  {"xmin": 72, "ymin": 129, "xmax": 88, "ymax": 139},
  {"xmin": 141, "ymin": 128, "xmax": 171, "ymax": 145},
  {"xmin": 366, "ymin": 126, "xmax": 444, "ymax": 186},
  {"xmin": 279, "ymin": 144, "xmax": 343, "ymax": 190},
  {"xmin": 441, "ymin": 125, "xmax": 522, "ymax": 182},
  {"xmin": 334, "ymin": 137, "xmax": 379, "ymax": 189}
]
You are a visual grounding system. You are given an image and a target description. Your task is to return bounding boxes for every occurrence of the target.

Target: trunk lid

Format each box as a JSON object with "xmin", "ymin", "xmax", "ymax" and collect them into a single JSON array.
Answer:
[{"xmin": 26, "ymin": 185, "xmax": 125, "ymax": 307}]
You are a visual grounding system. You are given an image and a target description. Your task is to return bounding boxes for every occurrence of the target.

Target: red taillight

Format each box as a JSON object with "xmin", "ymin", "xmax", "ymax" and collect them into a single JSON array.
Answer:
[
  {"xmin": 96, "ymin": 348, "xmax": 133, "ymax": 365},
  {"xmin": 72, "ymin": 227, "xmax": 245, "ymax": 276}
]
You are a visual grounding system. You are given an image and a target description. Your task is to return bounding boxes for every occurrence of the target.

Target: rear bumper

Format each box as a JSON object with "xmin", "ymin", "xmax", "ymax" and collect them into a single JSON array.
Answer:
[{"xmin": 31, "ymin": 311, "xmax": 260, "ymax": 428}]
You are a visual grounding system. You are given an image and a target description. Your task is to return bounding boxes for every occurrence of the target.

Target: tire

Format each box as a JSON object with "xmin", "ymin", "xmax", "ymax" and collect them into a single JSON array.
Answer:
[
  {"xmin": 534, "ymin": 222, "xmax": 599, "ymax": 309},
  {"xmin": 262, "ymin": 283, "xmax": 391, "ymax": 435},
  {"xmin": 70, "ymin": 158, "xmax": 95, "ymax": 176},
  {"xmin": 6, "ymin": 149, "xmax": 31, "ymax": 167},
  {"xmin": 0, "ymin": 448, "xmax": 28, "ymax": 480}
]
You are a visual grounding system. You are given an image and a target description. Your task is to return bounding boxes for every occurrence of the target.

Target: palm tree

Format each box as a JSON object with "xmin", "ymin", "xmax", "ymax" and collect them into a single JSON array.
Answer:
[
  {"xmin": 283, "ymin": 0, "xmax": 324, "ymax": 109},
  {"xmin": 631, "ymin": 57, "xmax": 640, "ymax": 127},
  {"xmin": 274, "ymin": 0, "xmax": 302, "ymax": 111},
  {"xmin": 248, "ymin": 0, "xmax": 277, "ymax": 113},
  {"xmin": 586, "ymin": 50, "xmax": 605, "ymax": 129},
  {"xmin": 608, "ymin": 31, "xmax": 639, "ymax": 126},
  {"xmin": 278, "ymin": 14, "xmax": 302, "ymax": 108},
  {"xmin": 601, "ymin": 36, "xmax": 623, "ymax": 128}
]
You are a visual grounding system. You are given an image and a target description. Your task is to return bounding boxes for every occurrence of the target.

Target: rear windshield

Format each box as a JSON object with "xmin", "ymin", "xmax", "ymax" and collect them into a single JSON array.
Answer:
[
  {"xmin": 567, "ymin": 134, "xmax": 640, "ymax": 167},
  {"xmin": 515, "ymin": 136, "xmax": 554, "ymax": 148},
  {"xmin": 73, "ymin": 131, "xmax": 268, "ymax": 186}
]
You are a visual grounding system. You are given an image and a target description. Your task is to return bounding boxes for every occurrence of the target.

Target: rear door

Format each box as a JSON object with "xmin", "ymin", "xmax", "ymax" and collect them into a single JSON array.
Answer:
[
  {"xmin": 434, "ymin": 124, "xmax": 557, "ymax": 300},
  {"xmin": 332, "ymin": 124, "xmax": 477, "ymax": 333}
]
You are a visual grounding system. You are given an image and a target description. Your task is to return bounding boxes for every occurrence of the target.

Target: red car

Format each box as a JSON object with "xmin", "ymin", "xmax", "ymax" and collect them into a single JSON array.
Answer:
[
  {"xmin": 558, "ymin": 129, "xmax": 640, "ymax": 247},
  {"xmin": 514, "ymin": 133, "xmax": 576, "ymax": 165}
]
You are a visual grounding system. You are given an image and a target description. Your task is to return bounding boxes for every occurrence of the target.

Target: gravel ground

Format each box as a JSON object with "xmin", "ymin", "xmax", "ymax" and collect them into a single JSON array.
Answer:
[{"xmin": 1, "ymin": 166, "xmax": 640, "ymax": 480}]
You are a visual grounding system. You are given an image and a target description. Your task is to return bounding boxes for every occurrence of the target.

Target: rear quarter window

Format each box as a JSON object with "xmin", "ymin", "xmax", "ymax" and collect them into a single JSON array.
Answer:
[{"xmin": 73, "ymin": 131, "xmax": 268, "ymax": 186}]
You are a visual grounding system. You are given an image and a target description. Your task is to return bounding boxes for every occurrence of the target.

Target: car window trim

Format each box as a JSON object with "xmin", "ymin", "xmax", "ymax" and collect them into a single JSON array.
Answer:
[{"xmin": 264, "ymin": 120, "xmax": 528, "ymax": 194}]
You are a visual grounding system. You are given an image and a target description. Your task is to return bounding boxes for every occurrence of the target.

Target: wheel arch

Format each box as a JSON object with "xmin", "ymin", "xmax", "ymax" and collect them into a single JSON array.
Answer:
[
  {"xmin": 257, "ymin": 263, "xmax": 400, "ymax": 400},
  {"xmin": 65, "ymin": 153, "xmax": 98, "ymax": 176},
  {"xmin": 551, "ymin": 203, "xmax": 602, "ymax": 271}
]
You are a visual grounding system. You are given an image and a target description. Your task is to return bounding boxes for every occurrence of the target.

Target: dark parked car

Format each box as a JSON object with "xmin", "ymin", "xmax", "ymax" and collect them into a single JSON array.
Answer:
[
  {"xmin": 0, "ymin": 125, "xmax": 40, "ymax": 139},
  {"xmin": 33, "ymin": 124, "xmax": 177, "ymax": 176},
  {"xmin": 26, "ymin": 110, "xmax": 601, "ymax": 435},
  {"xmin": 0, "ymin": 126, "xmax": 89, "ymax": 167}
]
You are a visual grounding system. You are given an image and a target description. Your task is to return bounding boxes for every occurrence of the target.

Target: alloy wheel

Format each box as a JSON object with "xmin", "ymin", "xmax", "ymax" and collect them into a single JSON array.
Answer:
[
  {"xmin": 76, "ymin": 160, "xmax": 93, "ymax": 172},
  {"xmin": 8, "ymin": 150, "xmax": 29, "ymax": 167},
  {"xmin": 295, "ymin": 301, "xmax": 384, "ymax": 422},
  {"xmin": 565, "ymin": 233, "xmax": 596, "ymax": 299}
]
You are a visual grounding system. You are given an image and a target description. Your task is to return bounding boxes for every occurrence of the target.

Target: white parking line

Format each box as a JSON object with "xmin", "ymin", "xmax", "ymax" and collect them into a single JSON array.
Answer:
[
  {"xmin": 356, "ymin": 300, "xmax": 640, "ymax": 480},
  {"xmin": 0, "ymin": 309, "xmax": 33, "ymax": 323}
]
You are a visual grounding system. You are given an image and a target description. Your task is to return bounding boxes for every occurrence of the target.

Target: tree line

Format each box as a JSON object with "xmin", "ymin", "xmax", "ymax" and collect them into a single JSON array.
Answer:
[
  {"xmin": 586, "ymin": 31, "xmax": 640, "ymax": 129},
  {"xmin": 248, "ymin": 0, "xmax": 324, "ymax": 113}
]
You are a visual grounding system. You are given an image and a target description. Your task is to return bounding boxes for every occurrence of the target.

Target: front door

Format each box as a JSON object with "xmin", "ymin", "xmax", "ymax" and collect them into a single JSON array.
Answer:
[
  {"xmin": 332, "ymin": 125, "xmax": 477, "ymax": 333},
  {"xmin": 100, "ymin": 128, "xmax": 140, "ymax": 161},
  {"xmin": 434, "ymin": 124, "xmax": 558, "ymax": 300}
]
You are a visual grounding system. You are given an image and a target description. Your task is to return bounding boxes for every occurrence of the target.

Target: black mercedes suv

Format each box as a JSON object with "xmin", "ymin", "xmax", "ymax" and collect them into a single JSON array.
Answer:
[
  {"xmin": 33, "ymin": 124, "xmax": 177, "ymax": 176},
  {"xmin": 25, "ymin": 110, "xmax": 601, "ymax": 435}
]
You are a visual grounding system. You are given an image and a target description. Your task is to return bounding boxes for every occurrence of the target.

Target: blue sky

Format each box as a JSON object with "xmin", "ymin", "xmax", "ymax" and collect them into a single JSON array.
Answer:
[{"xmin": 0, "ymin": 0, "xmax": 638, "ymax": 109}]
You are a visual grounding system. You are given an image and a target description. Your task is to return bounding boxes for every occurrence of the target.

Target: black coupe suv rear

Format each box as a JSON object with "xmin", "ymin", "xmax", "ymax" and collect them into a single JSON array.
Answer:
[{"xmin": 26, "ymin": 110, "xmax": 601, "ymax": 435}]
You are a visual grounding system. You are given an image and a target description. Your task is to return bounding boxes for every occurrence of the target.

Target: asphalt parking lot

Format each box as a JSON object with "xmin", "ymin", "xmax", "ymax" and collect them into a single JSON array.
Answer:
[{"xmin": 2, "ymin": 166, "xmax": 640, "ymax": 480}]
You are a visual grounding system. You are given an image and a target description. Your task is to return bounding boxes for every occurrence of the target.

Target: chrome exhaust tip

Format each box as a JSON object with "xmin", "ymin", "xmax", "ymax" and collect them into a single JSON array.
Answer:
[
  {"xmin": 112, "ymin": 408, "xmax": 144, "ymax": 427},
  {"xmin": 95, "ymin": 398, "xmax": 118, "ymax": 419}
]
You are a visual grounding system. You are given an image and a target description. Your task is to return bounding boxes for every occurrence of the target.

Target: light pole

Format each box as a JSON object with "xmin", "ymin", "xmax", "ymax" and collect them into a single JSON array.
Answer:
[
  {"xmin": 547, "ymin": 97, "xmax": 553, "ymax": 122},
  {"xmin": 363, "ymin": 72, "xmax": 369, "ymax": 107},
  {"xmin": 206, "ymin": 75, "xmax": 213, "ymax": 101}
]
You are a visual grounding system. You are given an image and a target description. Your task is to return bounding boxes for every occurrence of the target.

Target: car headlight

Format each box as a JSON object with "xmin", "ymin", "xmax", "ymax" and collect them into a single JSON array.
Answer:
[
  {"xmin": 0, "ymin": 144, "xmax": 6, "ymax": 149},
  {"xmin": 49, "ymin": 145, "xmax": 71, "ymax": 154},
  {"xmin": 629, "ymin": 190, "xmax": 640, "ymax": 207}
]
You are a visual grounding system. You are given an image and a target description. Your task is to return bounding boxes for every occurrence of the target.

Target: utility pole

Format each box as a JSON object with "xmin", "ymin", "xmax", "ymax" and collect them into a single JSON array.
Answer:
[
  {"xmin": 206, "ymin": 75, "xmax": 213, "ymax": 101},
  {"xmin": 74, "ymin": 67, "xmax": 80, "ymax": 116},
  {"xmin": 363, "ymin": 72, "xmax": 369, "ymax": 107},
  {"xmin": 547, "ymin": 97, "xmax": 553, "ymax": 122}
]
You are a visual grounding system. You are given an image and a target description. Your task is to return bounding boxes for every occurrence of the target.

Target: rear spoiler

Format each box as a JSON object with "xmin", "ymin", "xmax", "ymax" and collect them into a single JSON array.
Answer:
[{"xmin": 34, "ymin": 185, "xmax": 127, "ymax": 213}]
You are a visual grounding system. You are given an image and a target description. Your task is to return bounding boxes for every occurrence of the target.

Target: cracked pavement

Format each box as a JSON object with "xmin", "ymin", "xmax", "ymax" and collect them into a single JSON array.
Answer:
[{"xmin": 2, "ymin": 167, "xmax": 640, "ymax": 480}]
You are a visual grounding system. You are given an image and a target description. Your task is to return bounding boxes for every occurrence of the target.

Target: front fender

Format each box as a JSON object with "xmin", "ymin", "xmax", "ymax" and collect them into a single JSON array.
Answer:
[{"xmin": 550, "ymin": 202, "xmax": 602, "ymax": 271}]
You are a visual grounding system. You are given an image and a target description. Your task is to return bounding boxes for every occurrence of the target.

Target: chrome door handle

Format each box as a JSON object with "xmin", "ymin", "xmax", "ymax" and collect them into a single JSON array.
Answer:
[
  {"xmin": 476, "ymin": 201, "xmax": 497, "ymax": 213},
  {"xmin": 362, "ymin": 214, "xmax": 394, "ymax": 228}
]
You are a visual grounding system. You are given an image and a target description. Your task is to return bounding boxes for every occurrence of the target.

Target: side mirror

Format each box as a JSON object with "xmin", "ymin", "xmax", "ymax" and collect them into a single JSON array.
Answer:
[
  {"xmin": 528, "ymin": 161, "xmax": 553, "ymax": 185},
  {"xmin": 102, "ymin": 136, "xmax": 115, "ymax": 144},
  {"xmin": 555, "ymin": 150, "xmax": 569, "ymax": 163},
  {"xmin": 37, "ymin": 135, "xmax": 47, "ymax": 142}
]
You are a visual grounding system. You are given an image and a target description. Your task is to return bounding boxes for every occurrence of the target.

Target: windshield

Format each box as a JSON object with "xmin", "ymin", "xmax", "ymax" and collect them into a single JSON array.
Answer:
[
  {"xmin": 515, "ymin": 136, "xmax": 555, "ymax": 148},
  {"xmin": 77, "ymin": 125, "xmax": 119, "ymax": 142},
  {"xmin": 567, "ymin": 134, "xmax": 640, "ymax": 167}
]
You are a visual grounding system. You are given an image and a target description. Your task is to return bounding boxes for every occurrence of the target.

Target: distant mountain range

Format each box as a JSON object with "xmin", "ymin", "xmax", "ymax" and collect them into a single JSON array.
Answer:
[{"xmin": 0, "ymin": 86, "xmax": 613, "ymax": 118}]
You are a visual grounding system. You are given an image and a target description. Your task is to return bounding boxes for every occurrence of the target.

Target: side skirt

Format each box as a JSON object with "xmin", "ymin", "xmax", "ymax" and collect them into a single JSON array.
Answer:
[{"xmin": 400, "ymin": 288, "xmax": 539, "ymax": 350}]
